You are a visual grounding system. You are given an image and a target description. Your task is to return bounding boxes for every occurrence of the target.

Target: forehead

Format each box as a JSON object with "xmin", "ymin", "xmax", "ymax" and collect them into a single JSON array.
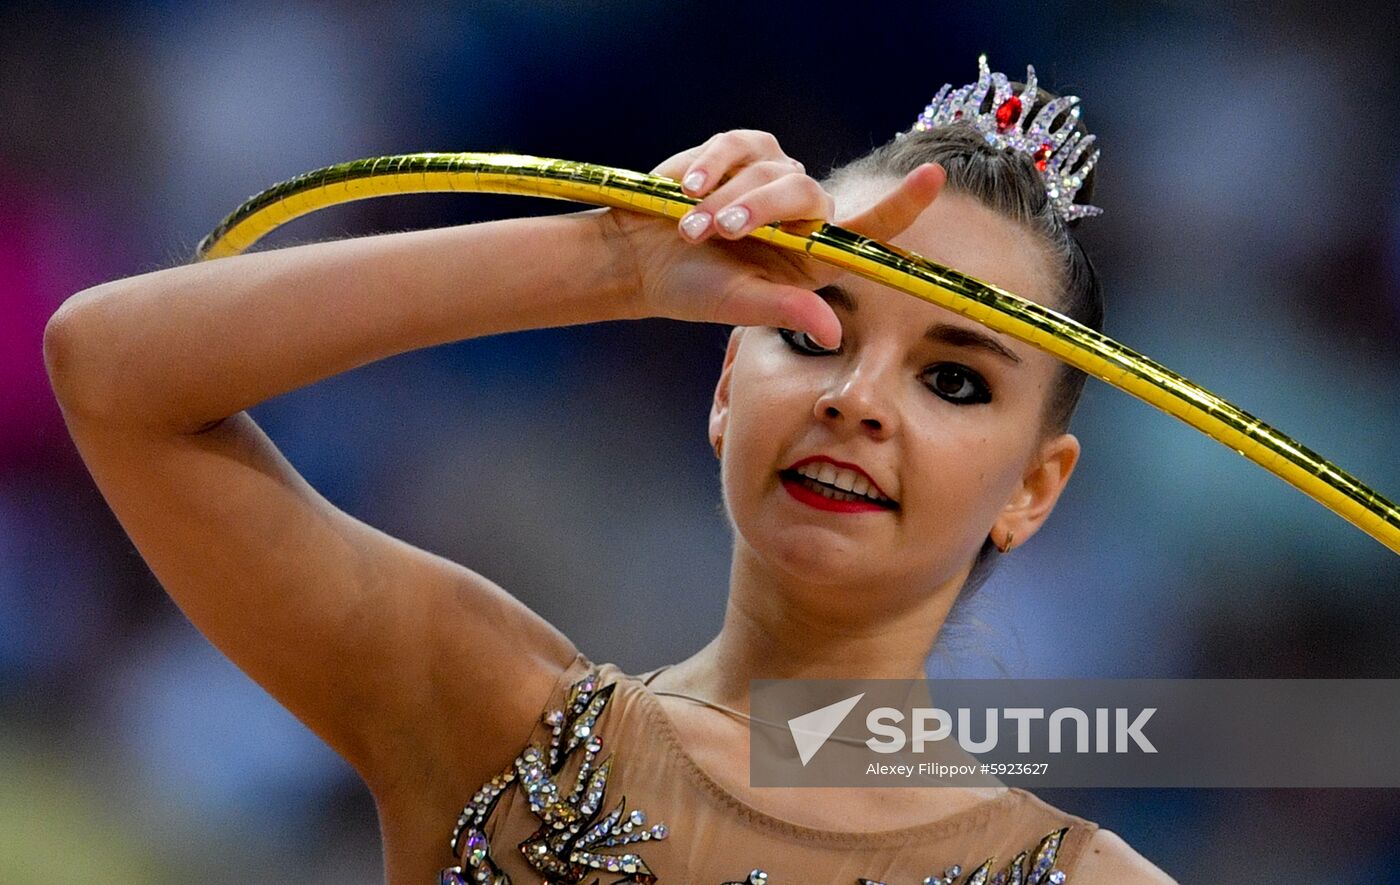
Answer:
[{"xmin": 830, "ymin": 175, "xmax": 1059, "ymax": 311}]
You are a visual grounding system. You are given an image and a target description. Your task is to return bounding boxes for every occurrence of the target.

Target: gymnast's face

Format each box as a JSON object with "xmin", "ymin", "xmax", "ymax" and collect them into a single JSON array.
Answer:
[{"xmin": 709, "ymin": 182, "xmax": 1081, "ymax": 595}]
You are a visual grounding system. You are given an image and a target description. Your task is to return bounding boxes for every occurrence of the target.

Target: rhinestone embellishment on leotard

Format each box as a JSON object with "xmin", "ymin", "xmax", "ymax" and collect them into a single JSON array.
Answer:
[
  {"xmin": 442, "ymin": 669, "xmax": 1074, "ymax": 884},
  {"xmin": 441, "ymin": 669, "xmax": 669, "ymax": 884}
]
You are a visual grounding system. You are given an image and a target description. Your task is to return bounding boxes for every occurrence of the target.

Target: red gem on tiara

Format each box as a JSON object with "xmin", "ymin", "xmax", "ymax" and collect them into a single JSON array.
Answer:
[
  {"xmin": 1033, "ymin": 142, "xmax": 1052, "ymax": 171},
  {"xmin": 995, "ymin": 96, "xmax": 1021, "ymax": 132}
]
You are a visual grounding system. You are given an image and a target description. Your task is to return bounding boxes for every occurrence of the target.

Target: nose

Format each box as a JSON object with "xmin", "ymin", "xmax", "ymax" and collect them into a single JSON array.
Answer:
[{"xmin": 813, "ymin": 360, "xmax": 899, "ymax": 439}]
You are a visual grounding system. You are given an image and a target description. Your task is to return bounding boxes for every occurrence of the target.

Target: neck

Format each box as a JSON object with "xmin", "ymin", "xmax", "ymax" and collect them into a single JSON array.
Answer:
[{"xmin": 654, "ymin": 537, "xmax": 965, "ymax": 714}]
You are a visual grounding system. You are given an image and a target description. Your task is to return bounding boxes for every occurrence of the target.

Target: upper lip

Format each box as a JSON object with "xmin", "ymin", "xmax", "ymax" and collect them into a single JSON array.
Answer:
[{"xmin": 783, "ymin": 455, "xmax": 897, "ymax": 503}]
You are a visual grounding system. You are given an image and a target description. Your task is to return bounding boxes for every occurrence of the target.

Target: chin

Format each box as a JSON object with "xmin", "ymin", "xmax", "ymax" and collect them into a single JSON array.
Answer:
[{"xmin": 745, "ymin": 521, "xmax": 886, "ymax": 586}]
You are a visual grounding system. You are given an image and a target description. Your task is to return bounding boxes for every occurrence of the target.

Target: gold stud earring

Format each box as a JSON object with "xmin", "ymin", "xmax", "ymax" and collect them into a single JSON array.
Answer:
[
  {"xmin": 713, "ymin": 434, "xmax": 724, "ymax": 460},
  {"xmin": 997, "ymin": 529, "xmax": 1016, "ymax": 554}
]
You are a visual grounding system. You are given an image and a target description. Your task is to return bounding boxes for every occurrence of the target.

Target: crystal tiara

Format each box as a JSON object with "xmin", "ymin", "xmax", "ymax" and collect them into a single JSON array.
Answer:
[{"xmin": 900, "ymin": 54, "xmax": 1103, "ymax": 223}]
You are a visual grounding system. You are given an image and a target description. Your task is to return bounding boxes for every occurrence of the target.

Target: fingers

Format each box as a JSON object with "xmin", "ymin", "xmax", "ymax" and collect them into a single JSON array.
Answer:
[
  {"xmin": 678, "ymin": 162, "xmax": 832, "ymax": 243},
  {"xmin": 677, "ymin": 129, "xmax": 799, "ymax": 198},
  {"xmin": 836, "ymin": 162, "xmax": 947, "ymax": 243},
  {"xmin": 652, "ymin": 129, "xmax": 815, "ymax": 243}
]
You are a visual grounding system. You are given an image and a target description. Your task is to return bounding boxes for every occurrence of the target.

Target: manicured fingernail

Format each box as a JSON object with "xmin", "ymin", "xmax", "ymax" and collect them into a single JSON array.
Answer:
[
  {"xmin": 715, "ymin": 205, "xmax": 750, "ymax": 235},
  {"xmin": 683, "ymin": 170, "xmax": 707, "ymax": 193},
  {"xmin": 680, "ymin": 210, "xmax": 711, "ymax": 240}
]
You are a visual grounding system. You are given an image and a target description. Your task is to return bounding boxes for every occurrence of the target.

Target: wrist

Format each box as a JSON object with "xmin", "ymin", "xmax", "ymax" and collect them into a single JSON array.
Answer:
[{"xmin": 582, "ymin": 207, "xmax": 647, "ymax": 321}]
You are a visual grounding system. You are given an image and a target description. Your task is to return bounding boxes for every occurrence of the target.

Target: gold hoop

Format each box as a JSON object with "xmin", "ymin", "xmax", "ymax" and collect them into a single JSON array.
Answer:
[{"xmin": 194, "ymin": 153, "xmax": 1400, "ymax": 555}]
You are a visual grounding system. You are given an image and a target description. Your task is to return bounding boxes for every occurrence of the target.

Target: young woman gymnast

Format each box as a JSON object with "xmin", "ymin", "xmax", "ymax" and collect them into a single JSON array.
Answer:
[{"xmin": 44, "ymin": 58, "xmax": 1174, "ymax": 883}]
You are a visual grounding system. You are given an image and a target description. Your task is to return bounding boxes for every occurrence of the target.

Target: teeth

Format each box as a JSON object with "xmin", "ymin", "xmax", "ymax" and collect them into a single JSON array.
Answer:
[
  {"xmin": 790, "ymin": 462, "xmax": 893, "ymax": 505},
  {"xmin": 807, "ymin": 479, "xmax": 862, "ymax": 502}
]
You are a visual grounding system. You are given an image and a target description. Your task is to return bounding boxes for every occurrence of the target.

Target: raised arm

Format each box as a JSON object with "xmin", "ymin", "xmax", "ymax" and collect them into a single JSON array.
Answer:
[
  {"xmin": 43, "ymin": 209, "xmax": 639, "ymax": 800},
  {"xmin": 47, "ymin": 211, "xmax": 642, "ymax": 435}
]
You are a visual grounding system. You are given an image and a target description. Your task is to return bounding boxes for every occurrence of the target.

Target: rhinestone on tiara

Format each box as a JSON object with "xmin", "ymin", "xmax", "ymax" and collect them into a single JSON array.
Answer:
[{"xmin": 899, "ymin": 54, "xmax": 1103, "ymax": 223}]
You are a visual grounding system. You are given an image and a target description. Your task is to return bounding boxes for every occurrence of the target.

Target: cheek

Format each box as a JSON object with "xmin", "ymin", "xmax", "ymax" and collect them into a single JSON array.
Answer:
[
  {"xmin": 727, "ymin": 385, "xmax": 791, "ymax": 488},
  {"xmin": 721, "ymin": 350, "xmax": 822, "ymax": 510},
  {"xmin": 726, "ymin": 346, "xmax": 815, "ymax": 445},
  {"xmin": 902, "ymin": 424, "xmax": 1021, "ymax": 531}
]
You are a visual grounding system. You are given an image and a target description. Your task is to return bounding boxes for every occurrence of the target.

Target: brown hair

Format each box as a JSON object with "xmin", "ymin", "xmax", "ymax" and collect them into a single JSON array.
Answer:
[{"xmin": 820, "ymin": 89, "xmax": 1104, "ymax": 597}]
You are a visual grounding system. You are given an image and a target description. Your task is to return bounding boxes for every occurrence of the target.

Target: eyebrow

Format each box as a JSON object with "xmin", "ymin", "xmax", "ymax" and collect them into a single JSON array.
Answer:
[{"xmin": 815, "ymin": 285, "xmax": 1023, "ymax": 366}]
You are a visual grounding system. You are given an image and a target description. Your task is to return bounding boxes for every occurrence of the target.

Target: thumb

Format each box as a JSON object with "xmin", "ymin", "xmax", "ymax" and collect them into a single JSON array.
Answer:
[
  {"xmin": 837, "ymin": 162, "xmax": 946, "ymax": 243},
  {"xmin": 720, "ymin": 281, "xmax": 843, "ymax": 349},
  {"xmin": 778, "ymin": 287, "xmax": 840, "ymax": 348}
]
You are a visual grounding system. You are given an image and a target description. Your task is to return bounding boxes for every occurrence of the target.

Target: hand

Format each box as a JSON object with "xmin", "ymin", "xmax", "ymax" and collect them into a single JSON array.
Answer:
[{"xmin": 600, "ymin": 129, "xmax": 946, "ymax": 348}]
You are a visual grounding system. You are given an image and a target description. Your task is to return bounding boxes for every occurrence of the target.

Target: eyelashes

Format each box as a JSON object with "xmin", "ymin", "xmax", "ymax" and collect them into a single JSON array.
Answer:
[
  {"xmin": 775, "ymin": 327, "xmax": 993, "ymax": 406},
  {"xmin": 778, "ymin": 327, "xmax": 839, "ymax": 356}
]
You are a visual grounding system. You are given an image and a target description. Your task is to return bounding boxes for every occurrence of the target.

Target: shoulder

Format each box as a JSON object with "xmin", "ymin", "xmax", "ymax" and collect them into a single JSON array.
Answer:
[{"xmin": 1073, "ymin": 828, "xmax": 1176, "ymax": 883}]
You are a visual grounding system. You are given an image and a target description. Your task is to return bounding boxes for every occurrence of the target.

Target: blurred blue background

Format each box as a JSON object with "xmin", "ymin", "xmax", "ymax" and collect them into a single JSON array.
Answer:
[{"xmin": 3, "ymin": 1, "xmax": 1399, "ymax": 881}]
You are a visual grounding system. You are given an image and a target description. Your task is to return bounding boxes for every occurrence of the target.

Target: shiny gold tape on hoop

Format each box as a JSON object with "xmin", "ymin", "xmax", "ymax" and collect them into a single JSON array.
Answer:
[{"xmin": 195, "ymin": 153, "xmax": 1400, "ymax": 555}]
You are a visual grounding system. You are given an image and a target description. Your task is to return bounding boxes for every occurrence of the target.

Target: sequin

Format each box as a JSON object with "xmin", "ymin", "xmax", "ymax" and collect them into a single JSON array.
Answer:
[{"xmin": 442, "ymin": 669, "xmax": 1075, "ymax": 884}]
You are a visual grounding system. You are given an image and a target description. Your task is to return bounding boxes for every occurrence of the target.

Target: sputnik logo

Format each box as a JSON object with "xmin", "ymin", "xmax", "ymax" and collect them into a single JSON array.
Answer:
[{"xmin": 787, "ymin": 693, "xmax": 864, "ymax": 765}]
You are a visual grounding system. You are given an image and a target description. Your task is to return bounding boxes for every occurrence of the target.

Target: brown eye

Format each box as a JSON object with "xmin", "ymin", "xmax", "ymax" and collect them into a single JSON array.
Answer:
[{"xmin": 924, "ymin": 364, "xmax": 991, "ymax": 405}]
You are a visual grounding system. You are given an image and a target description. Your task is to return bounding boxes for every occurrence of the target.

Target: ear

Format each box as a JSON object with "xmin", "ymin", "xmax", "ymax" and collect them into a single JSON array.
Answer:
[
  {"xmin": 996, "ymin": 432, "xmax": 1081, "ymax": 548},
  {"xmin": 709, "ymin": 327, "xmax": 745, "ymax": 450}
]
